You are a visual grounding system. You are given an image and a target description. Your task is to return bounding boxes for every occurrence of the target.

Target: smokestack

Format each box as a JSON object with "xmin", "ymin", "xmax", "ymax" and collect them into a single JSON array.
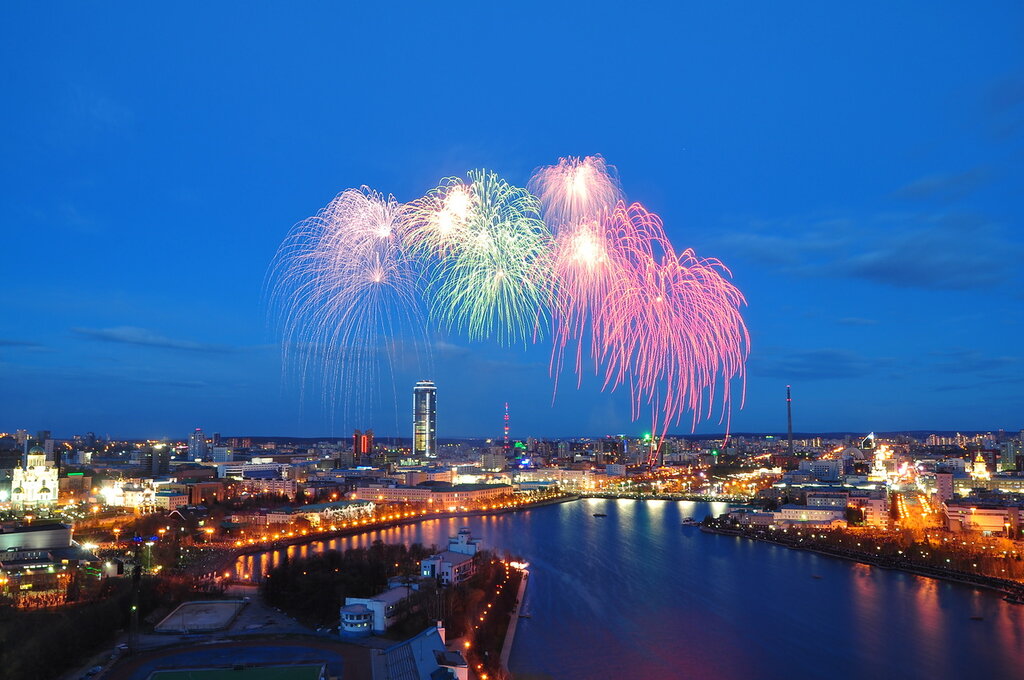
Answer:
[{"xmin": 786, "ymin": 385, "xmax": 794, "ymax": 455}]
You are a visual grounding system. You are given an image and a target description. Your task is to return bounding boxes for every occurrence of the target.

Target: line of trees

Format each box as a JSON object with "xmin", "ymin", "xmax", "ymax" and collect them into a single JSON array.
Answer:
[
  {"xmin": 0, "ymin": 575, "xmax": 189, "ymax": 680},
  {"xmin": 260, "ymin": 540, "xmax": 435, "ymax": 626}
]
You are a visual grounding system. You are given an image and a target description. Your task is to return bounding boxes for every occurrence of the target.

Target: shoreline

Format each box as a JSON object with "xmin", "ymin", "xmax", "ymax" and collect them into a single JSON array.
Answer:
[
  {"xmin": 702, "ymin": 524, "xmax": 1024, "ymax": 604},
  {"xmin": 580, "ymin": 492, "xmax": 749, "ymax": 503},
  {"xmin": 500, "ymin": 568, "xmax": 528, "ymax": 672},
  {"xmin": 209, "ymin": 493, "xmax": 579, "ymax": 578}
]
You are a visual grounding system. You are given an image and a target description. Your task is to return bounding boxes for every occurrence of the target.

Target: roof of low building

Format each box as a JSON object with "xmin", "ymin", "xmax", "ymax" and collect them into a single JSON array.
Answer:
[
  {"xmin": 347, "ymin": 585, "xmax": 411, "ymax": 607},
  {"xmin": 445, "ymin": 483, "xmax": 512, "ymax": 492},
  {"xmin": 426, "ymin": 551, "xmax": 474, "ymax": 566}
]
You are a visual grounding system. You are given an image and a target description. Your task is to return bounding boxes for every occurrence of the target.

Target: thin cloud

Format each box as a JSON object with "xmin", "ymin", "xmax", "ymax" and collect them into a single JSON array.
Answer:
[
  {"xmin": 717, "ymin": 212, "xmax": 1018, "ymax": 291},
  {"xmin": 893, "ymin": 167, "xmax": 990, "ymax": 202},
  {"xmin": 0, "ymin": 339, "xmax": 44, "ymax": 348},
  {"xmin": 931, "ymin": 348, "xmax": 1019, "ymax": 374},
  {"xmin": 749, "ymin": 348, "xmax": 883, "ymax": 380},
  {"xmin": 72, "ymin": 326, "xmax": 234, "ymax": 353}
]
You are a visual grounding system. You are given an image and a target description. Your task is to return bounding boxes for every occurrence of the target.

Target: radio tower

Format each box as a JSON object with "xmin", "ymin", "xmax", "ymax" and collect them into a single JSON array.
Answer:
[
  {"xmin": 503, "ymin": 402, "xmax": 510, "ymax": 457},
  {"xmin": 786, "ymin": 385, "xmax": 794, "ymax": 455}
]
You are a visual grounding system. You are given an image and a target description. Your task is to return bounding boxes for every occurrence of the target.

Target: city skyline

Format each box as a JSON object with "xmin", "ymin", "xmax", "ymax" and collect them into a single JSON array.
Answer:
[
  {"xmin": 3, "ymin": 5, "xmax": 1024, "ymax": 679},
  {"xmin": 3, "ymin": 3, "xmax": 1023, "ymax": 438}
]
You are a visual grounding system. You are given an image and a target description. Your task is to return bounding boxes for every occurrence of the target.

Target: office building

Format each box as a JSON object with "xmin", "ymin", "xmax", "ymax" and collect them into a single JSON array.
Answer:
[
  {"xmin": 354, "ymin": 429, "xmax": 374, "ymax": 464},
  {"xmin": 188, "ymin": 427, "xmax": 207, "ymax": 460},
  {"xmin": 413, "ymin": 381, "xmax": 437, "ymax": 459}
]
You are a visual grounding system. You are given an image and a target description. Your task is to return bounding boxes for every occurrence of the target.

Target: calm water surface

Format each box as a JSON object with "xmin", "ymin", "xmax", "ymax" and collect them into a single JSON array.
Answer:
[{"xmin": 235, "ymin": 499, "xmax": 1024, "ymax": 679}]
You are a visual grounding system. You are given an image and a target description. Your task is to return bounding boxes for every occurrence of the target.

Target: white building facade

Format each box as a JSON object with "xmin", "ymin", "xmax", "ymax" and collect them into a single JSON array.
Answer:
[{"xmin": 11, "ymin": 446, "xmax": 58, "ymax": 511}]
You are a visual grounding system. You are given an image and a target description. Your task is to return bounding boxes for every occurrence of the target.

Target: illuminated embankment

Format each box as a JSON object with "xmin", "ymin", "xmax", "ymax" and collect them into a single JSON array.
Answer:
[{"xmin": 195, "ymin": 493, "xmax": 578, "ymax": 579}]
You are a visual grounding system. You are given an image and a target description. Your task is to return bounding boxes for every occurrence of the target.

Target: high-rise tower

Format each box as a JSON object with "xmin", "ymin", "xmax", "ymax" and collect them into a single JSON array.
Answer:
[
  {"xmin": 413, "ymin": 380, "xmax": 437, "ymax": 459},
  {"xmin": 188, "ymin": 427, "xmax": 207, "ymax": 460},
  {"xmin": 786, "ymin": 385, "xmax": 794, "ymax": 456},
  {"xmin": 354, "ymin": 429, "xmax": 374, "ymax": 463}
]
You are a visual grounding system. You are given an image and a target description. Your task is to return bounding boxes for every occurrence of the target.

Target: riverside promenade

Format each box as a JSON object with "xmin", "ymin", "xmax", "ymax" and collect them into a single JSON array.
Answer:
[
  {"xmin": 198, "ymin": 493, "xmax": 579, "ymax": 580},
  {"xmin": 500, "ymin": 567, "xmax": 529, "ymax": 672}
]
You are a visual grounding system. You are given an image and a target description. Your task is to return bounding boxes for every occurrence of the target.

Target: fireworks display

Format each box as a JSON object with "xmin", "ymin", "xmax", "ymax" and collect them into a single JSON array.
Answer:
[
  {"xmin": 270, "ymin": 156, "xmax": 748, "ymax": 464},
  {"xmin": 414, "ymin": 170, "xmax": 553, "ymax": 346},
  {"xmin": 268, "ymin": 186, "xmax": 425, "ymax": 423}
]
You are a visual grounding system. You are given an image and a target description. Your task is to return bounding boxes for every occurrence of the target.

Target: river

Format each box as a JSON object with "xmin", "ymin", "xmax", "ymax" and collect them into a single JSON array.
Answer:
[{"xmin": 233, "ymin": 499, "xmax": 1024, "ymax": 679}]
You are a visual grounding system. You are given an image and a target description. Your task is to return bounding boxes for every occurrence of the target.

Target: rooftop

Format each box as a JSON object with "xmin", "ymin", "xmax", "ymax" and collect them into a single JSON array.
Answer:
[
  {"xmin": 0, "ymin": 523, "xmax": 71, "ymax": 535},
  {"xmin": 428, "ymin": 551, "xmax": 474, "ymax": 566},
  {"xmin": 283, "ymin": 500, "xmax": 374, "ymax": 514},
  {"xmin": 446, "ymin": 483, "xmax": 512, "ymax": 492},
  {"xmin": 347, "ymin": 585, "xmax": 412, "ymax": 606}
]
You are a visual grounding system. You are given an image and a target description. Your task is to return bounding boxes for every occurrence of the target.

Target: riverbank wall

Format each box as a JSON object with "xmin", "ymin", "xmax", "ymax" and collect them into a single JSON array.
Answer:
[
  {"xmin": 500, "ymin": 568, "xmax": 528, "ymax": 672},
  {"xmin": 702, "ymin": 524, "xmax": 1024, "ymax": 603},
  {"xmin": 203, "ymin": 494, "xmax": 580, "ymax": 578},
  {"xmin": 580, "ymin": 492, "xmax": 748, "ymax": 502}
]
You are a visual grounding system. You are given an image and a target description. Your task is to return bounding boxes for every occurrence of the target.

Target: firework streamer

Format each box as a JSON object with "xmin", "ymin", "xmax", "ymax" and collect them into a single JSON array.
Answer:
[
  {"xmin": 599, "ymin": 202, "xmax": 749, "ymax": 464},
  {"xmin": 268, "ymin": 186, "xmax": 427, "ymax": 428},
  {"xmin": 530, "ymin": 156, "xmax": 624, "ymax": 387},
  {"xmin": 413, "ymin": 169, "xmax": 553, "ymax": 346},
  {"xmin": 528, "ymin": 154, "xmax": 622, "ymax": 233}
]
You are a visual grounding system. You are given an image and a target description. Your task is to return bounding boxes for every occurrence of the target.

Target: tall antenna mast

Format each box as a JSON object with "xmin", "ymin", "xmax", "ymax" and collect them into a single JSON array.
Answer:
[
  {"xmin": 503, "ymin": 402, "xmax": 510, "ymax": 456},
  {"xmin": 786, "ymin": 385, "xmax": 794, "ymax": 456}
]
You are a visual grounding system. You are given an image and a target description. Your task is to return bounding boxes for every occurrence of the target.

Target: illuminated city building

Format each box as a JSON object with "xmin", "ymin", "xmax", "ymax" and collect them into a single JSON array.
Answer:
[
  {"xmin": 353, "ymin": 428, "xmax": 374, "ymax": 464},
  {"xmin": 934, "ymin": 471, "xmax": 954, "ymax": 502},
  {"xmin": 153, "ymin": 490, "xmax": 189, "ymax": 510},
  {"xmin": 352, "ymin": 482, "xmax": 512, "ymax": 505},
  {"xmin": 10, "ymin": 445, "xmax": 58, "ymax": 511},
  {"xmin": 943, "ymin": 498, "xmax": 1021, "ymax": 535},
  {"xmin": 341, "ymin": 585, "xmax": 413, "ymax": 635},
  {"xmin": 421, "ymin": 530, "xmax": 482, "ymax": 586},
  {"xmin": 188, "ymin": 427, "xmax": 207, "ymax": 460},
  {"xmin": 0, "ymin": 523, "xmax": 100, "ymax": 603},
  {"xmin": 413, "ymin": 380, "xmax": 437, "ymax": 459},
  {"xmin": 1000, "ymin": 439, "xmax": 1022, "ymax": 471},
  {"xmin": 869, "ymin": 444, "xmax": 894, "ymax": 482},
  {"xmin": 448, "ymin": 527, "xmax": 481, "ymax": 556},
  {"xmin": 99, "ymin": 480, "xmax": 158, "ymax": 510},
  {"xmin": 971, "ymin": 452, "xmax": 991, "ymax": 481}
]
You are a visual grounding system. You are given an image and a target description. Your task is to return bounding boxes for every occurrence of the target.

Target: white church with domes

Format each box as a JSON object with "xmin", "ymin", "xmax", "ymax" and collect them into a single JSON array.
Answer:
[{"xmin": 11, "ymin": 445, "xmax": 58, "ymax": 511}]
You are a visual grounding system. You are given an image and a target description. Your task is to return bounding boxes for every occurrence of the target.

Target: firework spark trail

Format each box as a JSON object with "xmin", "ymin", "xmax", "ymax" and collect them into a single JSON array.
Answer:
[
  {"xmin": 530, "ymin": 156, "xmax": 625, "ymax": 388},
  {"xmin": 528, "ymin": 154, "xmax": 622, "ymax": 233},
  {"xmin": 598, "ymin": 202, "xmax": 749, "ymax": 462},
  {"xmin": 404, "ymin": 178, "xmax": 476, "ymax": 259},
  {"xmin": 414, "ymin": 169, "xmax": 553, "ymax": 346},
  {"xmin": 531, "ymin": 155, "xmax": 748, "ymax": 465},
  {"xmin": 268, "ymin": 187, "xmax": 427, "ymax": 426}
]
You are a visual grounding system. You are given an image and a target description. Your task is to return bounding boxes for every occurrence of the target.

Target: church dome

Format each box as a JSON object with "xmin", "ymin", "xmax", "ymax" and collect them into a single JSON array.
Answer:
[
  {"xmin": 13, "ymin": 487, "xmax": 23, "ymax": 494},
  {"xmin": 28, "ymin": 445, "xmax": 45, "ymax": 455},
  {"xmin": 39, "ymin": 487, "xmax": 51, "ymax": 495}
]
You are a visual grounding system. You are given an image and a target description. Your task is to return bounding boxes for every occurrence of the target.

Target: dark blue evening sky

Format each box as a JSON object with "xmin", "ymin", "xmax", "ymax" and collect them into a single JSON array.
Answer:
[{"xmin": 2, "ymin": 3, "xmax": 1022, "ymax": 439}]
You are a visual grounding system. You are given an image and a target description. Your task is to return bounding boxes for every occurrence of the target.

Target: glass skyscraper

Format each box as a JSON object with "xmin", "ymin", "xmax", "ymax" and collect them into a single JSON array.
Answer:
[{"xmin": 413, "ymin": 380, "xmax": 437, "ymax": 459}]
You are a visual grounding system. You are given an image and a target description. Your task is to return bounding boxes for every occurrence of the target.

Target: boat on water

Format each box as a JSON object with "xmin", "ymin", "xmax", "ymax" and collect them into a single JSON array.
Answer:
[
  {"xmin": 593, "ymin": 513, "xmax": 608, "ymax": 517},
  {"xmin": 681, "ymin": 518, "xmax": 700, "ymax": 526}
]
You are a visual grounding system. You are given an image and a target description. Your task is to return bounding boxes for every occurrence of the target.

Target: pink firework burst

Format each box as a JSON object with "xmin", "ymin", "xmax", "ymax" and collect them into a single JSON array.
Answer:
[{"xmin": 598, "ymin": 202, "xmax": 749, "ymax": 464}]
